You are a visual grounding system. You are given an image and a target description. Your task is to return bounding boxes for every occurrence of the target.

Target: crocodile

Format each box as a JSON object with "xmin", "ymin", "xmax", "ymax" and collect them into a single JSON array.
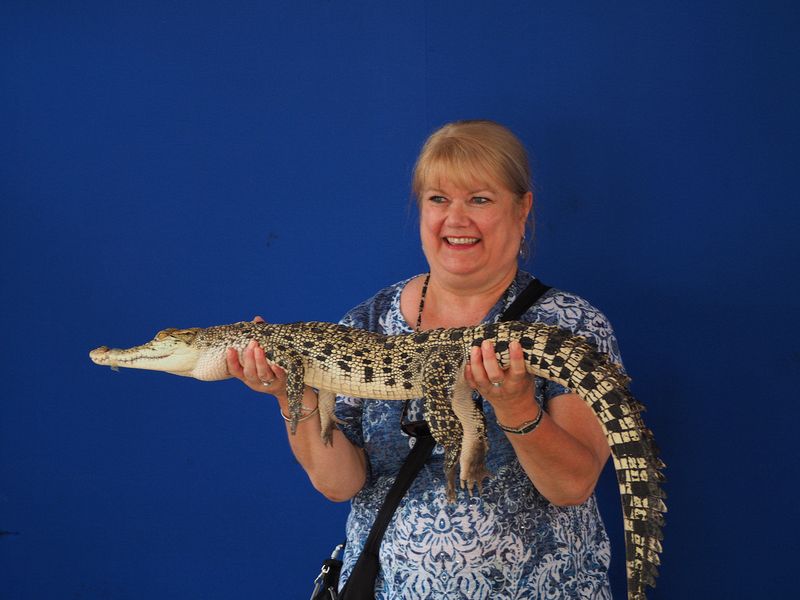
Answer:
[{"xmin": 89, "ymin": 319, "xmax": 665, "ymax": 599}]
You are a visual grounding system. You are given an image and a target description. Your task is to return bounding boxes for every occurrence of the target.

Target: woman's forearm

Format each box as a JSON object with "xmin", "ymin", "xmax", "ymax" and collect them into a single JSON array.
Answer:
[
  {"xmin": 276, "ymin": 386, "xmax": 367, "ymax": 502},
  {"xmin": 469, "ymin": 341, "xmax": 609, "ymax": 506},
  {"xmin": 494, "ymin": 392, "xmax": 610, "ymax": 506},
  {"xmin": 226, "ymin": 342, "xmax": 367, "ymax": 502}
]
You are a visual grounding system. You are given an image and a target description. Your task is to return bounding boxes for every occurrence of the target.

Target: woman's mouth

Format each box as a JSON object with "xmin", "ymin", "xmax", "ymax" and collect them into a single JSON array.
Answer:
[{"xmin": 444, "ymin": 236, "xmax": 480, "ymax": 246}]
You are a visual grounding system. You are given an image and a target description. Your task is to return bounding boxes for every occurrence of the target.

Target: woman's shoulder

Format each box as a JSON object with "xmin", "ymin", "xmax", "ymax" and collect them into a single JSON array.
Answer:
[
  {"xmin": 519, "ymin": 276, "xmax": 621, "ymax": 362},
  {"xmin": 533, "ymin": 288, "xmax": 610, "ymax": 328},
  {"xmin": 340, "ymin": 275, "xmax": 418, "ymax": 333}
]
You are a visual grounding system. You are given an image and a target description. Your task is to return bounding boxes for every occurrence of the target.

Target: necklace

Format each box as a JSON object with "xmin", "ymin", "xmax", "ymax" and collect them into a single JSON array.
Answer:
[
  {"xmin": 414, "ymin": 272, "xmax": 514, "ymax": 331},
  {"xmin": 415, "ymin": 273, "xmax": 431, "ymax": 331}
]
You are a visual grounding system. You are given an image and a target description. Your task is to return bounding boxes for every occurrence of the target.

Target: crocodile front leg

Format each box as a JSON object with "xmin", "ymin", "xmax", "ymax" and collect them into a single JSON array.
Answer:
[{"xmin": 278, "ymin": 349, "xmax": 307, "ymax": 434}]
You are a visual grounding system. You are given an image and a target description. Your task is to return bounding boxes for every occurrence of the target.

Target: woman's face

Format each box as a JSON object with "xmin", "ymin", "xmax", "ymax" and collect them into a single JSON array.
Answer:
[{"xmin": 419, "ymin": 177, "xmax": 531, "ymax": 284}]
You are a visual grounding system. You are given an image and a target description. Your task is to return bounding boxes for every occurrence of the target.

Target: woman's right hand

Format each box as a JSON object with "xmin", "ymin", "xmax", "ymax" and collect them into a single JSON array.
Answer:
[{"xmin": 225, "ymin": 316, "xmax": 288, "ymax": 398}]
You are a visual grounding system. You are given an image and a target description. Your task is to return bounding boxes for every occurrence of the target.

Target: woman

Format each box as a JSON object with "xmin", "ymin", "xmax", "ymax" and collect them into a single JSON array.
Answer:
[{"xmin": 227, "ymin": 120, "xmax": 622, "ymax": 598}]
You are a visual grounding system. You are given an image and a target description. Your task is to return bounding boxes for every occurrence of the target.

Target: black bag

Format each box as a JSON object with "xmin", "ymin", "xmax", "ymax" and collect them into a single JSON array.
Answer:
[
  {"xmin": 310, "ymin": 543, "xmax": 344, "ymax": 600},
  {"xmin": 311, "ymin": 278, "xmax": 551, "ymax": 599}
]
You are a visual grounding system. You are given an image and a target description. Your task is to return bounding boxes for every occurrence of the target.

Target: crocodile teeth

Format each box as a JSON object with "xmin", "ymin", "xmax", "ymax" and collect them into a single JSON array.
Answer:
[{"xmin": 446, "ymin": 237, "xmax": 480, "ymax": 245}]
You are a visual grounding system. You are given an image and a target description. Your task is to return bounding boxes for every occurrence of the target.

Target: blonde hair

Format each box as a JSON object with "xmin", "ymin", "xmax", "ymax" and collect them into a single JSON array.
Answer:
[
  {"xmin": 412, "ymin": 120, "xmax": 532, "ymax": 201},
  {"xmin": 412, "ymin": 120, "xmax": 535, "ymax": 251}
]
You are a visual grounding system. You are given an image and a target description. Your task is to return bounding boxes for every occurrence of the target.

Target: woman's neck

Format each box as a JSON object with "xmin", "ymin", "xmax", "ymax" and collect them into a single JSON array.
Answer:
[{"xmin": 421, "ymin": 266, "xmax": 518, "ymax": 329}]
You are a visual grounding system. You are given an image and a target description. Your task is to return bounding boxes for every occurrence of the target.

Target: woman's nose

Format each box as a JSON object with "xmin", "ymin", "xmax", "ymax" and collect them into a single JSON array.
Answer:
[{"xmin": 444, "ymin": 200, "xmax": 470, "ymax": 226}]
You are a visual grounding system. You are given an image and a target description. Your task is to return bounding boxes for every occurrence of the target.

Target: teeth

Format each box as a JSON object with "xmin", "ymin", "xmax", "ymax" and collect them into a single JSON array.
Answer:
[{"xmin": 446, "ymin": 237, "xmax": 479, "ymax": 245}]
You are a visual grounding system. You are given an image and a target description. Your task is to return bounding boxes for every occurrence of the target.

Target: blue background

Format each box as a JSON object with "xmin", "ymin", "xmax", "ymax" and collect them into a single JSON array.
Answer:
[{"xmin": 2, "ymin": 1, "xmax": 798, "ymax": 598}]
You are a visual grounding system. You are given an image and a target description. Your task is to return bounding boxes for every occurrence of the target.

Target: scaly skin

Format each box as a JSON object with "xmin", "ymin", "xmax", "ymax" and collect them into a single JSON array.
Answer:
[{"xmin": 90, "ymin": 320, "xmax": 665, "ymax": 598}]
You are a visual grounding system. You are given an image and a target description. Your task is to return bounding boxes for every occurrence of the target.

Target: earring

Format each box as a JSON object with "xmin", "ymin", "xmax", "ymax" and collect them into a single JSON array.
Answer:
[{"xmin": 519, "ymin": 235, "xmax": 532, "ymax": 261}]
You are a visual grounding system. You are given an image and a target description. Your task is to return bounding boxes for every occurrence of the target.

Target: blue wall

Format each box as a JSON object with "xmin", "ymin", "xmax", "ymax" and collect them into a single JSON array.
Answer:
[{"xmin": 2, "ymin": 1, "xmax": 798, "ymax": 598}]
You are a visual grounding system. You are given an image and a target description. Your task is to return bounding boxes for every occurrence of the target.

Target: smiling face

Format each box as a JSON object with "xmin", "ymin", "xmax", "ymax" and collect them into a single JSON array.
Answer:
[
  {"xmin": 412, "ymin": 121, "xmax": 535, "ymax": 288},
  {"xmin": 419, "ymin": 177, "xmax": 532, "ymax": 284}
]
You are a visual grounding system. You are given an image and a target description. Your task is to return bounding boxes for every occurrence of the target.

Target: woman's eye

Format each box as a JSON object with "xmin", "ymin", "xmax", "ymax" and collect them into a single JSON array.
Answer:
[
  {"xmin": 428, "ymin": 195, "xmax": 447, "ymax": 204},
  {"xmin": 471, "ymin": 196, "xmax": 491, "ymax": 205}
]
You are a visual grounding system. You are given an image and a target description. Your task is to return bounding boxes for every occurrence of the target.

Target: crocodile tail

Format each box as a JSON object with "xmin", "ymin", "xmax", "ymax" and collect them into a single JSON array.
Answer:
[{"xmin": 520, "ymin": 323, "xmax": 666, "ymax": 599}]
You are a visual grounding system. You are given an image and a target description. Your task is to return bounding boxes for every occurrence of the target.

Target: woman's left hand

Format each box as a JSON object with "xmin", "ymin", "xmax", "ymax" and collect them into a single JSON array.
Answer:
[{"xmin": 465, "ymin": 340, "xmax": 539, "ymax": 425}]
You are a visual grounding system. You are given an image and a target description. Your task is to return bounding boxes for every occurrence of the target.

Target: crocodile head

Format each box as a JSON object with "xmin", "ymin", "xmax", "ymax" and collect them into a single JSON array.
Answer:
[{"xmin": 89, "ymin": 326, "xmax": 233, "ymax": 380}]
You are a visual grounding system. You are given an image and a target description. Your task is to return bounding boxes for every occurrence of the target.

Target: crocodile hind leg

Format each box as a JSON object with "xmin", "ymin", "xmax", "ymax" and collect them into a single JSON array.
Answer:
[
  {"xmin": 420, "ymin": 343, "xmax": 473, "ymax": 502},
  {"xmin": 450, "ymin": 370, "xmax": 490, "ymax": 496},
  {"xmin": 318, "ymin": 389, "xmax": 345, "ymax": 445}
]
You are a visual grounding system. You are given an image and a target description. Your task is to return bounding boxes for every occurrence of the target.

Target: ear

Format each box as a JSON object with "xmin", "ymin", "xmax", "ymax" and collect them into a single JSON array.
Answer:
[{"xmin": 518, "ymin": 191, "xmax": 533, "ymax": 232}]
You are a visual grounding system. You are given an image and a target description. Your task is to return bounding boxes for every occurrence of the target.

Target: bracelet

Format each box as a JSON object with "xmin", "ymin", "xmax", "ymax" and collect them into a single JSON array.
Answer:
[
  {"xmin": 280, "ymin": 404, "xmax": 319, "ymax": 423},
  {"xmin": 496, "ymin": 404, "xmax": 544, "ymax": 435}
]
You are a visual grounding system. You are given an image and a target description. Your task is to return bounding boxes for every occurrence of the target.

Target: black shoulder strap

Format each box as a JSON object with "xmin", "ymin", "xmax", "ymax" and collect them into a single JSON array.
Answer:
[
  {"xmin": 338, "ymin": 434, "xmax": 435, "ymax": 600},
  {"xmin": 500, "ymin": 278, "xmax": 551, "ymax": 322},
  {"xmin": 339, "ymin": 277, "xmax": 551, "ymax": 600}
]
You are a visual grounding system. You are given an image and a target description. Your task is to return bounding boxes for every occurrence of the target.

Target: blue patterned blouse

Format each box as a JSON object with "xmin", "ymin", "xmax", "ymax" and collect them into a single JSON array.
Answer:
[{"xmin": 335, "ymin": 271, "xmax": 623, "ymax": 599}]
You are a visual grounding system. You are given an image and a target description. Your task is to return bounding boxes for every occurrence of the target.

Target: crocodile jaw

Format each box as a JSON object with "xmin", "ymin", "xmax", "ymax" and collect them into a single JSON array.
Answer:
[
  {"xmin": 89, "ymin": 343, "xmax": 198, "ymax": 375},
  {"xmin": 89, "ymin": 327, "xmax": 228, "ymax": 380}
]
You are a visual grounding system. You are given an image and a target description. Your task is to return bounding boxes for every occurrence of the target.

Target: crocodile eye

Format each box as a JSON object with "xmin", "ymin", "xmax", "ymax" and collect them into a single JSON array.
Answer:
[
  {"xmin": 155, "ymin": 328, "xmax": 177, "ymax": 341},
  {"xmin": 153, "ymin": 328, "xmax": 198, "ymax": 343},
  {"xmin": 172, "ymin": 328, "xmax": 200, "ymax": 343}
]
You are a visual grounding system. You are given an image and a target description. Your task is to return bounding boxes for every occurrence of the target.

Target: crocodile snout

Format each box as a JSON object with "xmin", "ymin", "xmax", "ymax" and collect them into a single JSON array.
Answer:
[{"xmin": 89, "ymin": 346, "xmax": 110, "ymax": 364}]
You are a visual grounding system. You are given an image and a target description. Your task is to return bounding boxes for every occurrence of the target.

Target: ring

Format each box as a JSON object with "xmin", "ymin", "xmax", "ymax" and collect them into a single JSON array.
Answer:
[
  {"xmin": 491, "ymin": 380, "xmax": 504, "ymax": 388},
  {"xmin": 260, "ymin": 378, "xmax": 275, "ymax": 387}
]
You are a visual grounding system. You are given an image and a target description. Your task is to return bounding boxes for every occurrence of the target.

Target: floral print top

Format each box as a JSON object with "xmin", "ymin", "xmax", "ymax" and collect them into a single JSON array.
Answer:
[{"xmin": 335, "ymin": 271, "xmax": 623, "ymax": 599}]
